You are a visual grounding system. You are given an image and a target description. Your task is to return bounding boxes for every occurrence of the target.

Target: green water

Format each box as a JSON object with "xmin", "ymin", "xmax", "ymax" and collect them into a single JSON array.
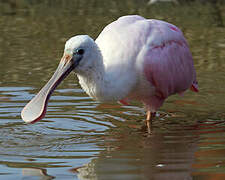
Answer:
[{"xmin": 0, "ymin": 0, "xmax": 225, "ymax": 179}]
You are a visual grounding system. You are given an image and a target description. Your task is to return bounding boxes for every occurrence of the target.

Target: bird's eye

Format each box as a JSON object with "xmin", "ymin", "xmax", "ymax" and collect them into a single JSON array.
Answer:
[{"xmin": 76, "ymin": 49, "xmax": 85, "ymax": 55}]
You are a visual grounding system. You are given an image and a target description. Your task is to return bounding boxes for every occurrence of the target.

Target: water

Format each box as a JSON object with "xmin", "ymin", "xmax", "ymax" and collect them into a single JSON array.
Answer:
[{"xmin": 0, "ymin": 0, "xmax": 225, "ymax": 179}]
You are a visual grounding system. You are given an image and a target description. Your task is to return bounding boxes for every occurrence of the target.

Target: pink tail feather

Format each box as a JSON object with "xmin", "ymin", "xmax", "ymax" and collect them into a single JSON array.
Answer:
[{"xmin": 190, "ymin": 81, "xmax": 199, "ymax": 92}]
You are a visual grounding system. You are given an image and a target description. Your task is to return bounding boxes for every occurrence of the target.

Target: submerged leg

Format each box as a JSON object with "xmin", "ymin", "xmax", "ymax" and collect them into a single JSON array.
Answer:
[{"xmin": 146, "ymin": 111, "xmax": 153, "ymax": 134}]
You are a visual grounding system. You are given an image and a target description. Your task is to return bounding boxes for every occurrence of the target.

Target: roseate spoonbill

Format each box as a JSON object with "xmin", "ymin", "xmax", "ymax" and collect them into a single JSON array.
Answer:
[{"xmin": 21, "ymin": 15, "xmax": 198, "ymax": 132}]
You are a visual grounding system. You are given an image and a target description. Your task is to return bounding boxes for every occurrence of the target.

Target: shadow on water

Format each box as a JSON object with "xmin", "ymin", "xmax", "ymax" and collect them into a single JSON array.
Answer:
[{"xmin": 0, "ymin": 0, "xmax": 225, "ymax": 179}]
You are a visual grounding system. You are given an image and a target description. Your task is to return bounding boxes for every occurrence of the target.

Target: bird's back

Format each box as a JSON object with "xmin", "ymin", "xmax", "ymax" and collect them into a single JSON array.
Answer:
[{"xmin": 95, "ymin": 15, "xmax": 149, "ymax": 73}]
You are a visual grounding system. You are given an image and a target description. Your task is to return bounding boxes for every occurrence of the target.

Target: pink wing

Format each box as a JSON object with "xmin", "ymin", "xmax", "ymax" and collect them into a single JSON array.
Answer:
[{"xmin": 141, "ymin": 20, "xmax": 198, "ymax": 110}]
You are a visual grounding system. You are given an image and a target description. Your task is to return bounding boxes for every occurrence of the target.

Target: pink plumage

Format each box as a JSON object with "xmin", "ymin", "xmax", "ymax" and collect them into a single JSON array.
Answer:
[{"xmin": 142, "ymin": 22, "xmax": 197, "ymax": 111}]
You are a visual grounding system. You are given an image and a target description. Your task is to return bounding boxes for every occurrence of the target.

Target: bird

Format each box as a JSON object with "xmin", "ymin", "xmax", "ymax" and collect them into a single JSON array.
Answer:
[{"xmin": 21, "ymin": 15, "xmax": 198, "ymax": 133}]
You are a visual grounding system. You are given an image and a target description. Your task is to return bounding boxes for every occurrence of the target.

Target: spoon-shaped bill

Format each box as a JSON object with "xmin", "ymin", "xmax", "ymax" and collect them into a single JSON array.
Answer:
[{"xmin": 21, "ymin": 55, "xmax": 74, "ymax": 123}]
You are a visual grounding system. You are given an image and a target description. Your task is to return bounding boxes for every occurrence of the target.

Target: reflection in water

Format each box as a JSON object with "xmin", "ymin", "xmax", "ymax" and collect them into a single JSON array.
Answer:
[
  {"xmin": 75, "ymin": 118, "xmax": 225, "ymax": 180},
  {"xmin": 0, "ymin": 0, "xmax": 225, "ymax": 179}
]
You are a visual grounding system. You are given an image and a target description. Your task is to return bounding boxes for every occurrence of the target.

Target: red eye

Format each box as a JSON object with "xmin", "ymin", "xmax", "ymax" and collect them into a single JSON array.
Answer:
[{"xmin": 77, "ymin": 49, "xmax": 85, "ymax": 55}]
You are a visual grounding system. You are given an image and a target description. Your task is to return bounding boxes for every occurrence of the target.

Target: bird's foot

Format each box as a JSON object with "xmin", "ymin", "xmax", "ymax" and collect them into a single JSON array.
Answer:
[{"xmin": 145, "ymin": 111, "xmax": 156, "ymax": 134}]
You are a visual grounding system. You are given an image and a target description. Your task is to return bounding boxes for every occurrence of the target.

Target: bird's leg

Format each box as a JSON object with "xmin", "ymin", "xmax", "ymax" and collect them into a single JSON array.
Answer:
[{"xmin": 146, "ymin": 111, "xmax": 153, "ymax": 134}]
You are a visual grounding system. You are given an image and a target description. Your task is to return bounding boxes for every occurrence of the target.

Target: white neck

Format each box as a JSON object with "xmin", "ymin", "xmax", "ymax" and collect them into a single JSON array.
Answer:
[{"xmin": 76, "ymin": 44, "xmax": 136, "ymax": 102}]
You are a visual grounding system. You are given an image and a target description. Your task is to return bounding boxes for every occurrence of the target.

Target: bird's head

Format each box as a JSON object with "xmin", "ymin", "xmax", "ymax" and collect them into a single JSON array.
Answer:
[
  {"xmin": 21, "ymin": 35, "xmax": 99, "ymax": 123},
  {"xmin": 63, "ymin": 35, "xmax": 100, "ymax": 74}
]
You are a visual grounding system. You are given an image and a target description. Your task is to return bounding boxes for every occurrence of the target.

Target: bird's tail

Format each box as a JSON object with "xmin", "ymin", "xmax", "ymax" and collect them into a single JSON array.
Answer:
[{"xmin": 190, "ymin": 80, "xmax": 199, "ymax": 92}]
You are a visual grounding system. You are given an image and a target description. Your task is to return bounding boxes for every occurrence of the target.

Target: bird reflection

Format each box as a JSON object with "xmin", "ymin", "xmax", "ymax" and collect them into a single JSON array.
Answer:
[{"xmin": 72, "ymin": 122, "xmax": 199, "ymax": 180}]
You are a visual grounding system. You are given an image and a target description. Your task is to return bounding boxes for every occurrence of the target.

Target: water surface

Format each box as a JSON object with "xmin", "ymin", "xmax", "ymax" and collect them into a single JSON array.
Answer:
[{"xmin": 0, "ymin": 0, "xmax": 225, "ymax": 179}]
